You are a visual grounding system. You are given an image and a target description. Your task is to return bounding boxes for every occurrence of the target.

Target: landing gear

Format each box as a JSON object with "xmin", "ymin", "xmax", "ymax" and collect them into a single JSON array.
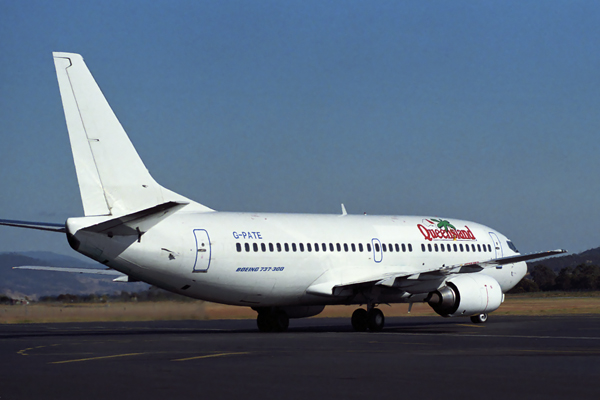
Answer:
[
  {"xmin": 351, "ymin": 307, "xmax": 385, "ymax": 332},
  {"xmin": 351, "ymin": 308, "xmax": 368, "ymax": 331},
  {"xmin": 256, "ymin": 309, "xmax": 289, "ymax": 332},
  {"xmin": 470, "ymin": 313, "xmax": 488, "ymax": 324},
  {"xmin": 367, "ymin": 308, "xmax": 385, "ymax": 332}
]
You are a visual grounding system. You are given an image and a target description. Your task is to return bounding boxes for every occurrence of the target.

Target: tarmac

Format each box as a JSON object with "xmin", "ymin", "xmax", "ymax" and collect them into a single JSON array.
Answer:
[{"xmin": 1, "ymin": 315, "xmax": 599, "ymax": 399}]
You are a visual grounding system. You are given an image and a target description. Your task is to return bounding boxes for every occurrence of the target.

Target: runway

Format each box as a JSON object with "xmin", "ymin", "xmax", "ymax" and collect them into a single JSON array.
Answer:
[{"xmin": 1, "ymin": 315, "xmax": 599, "ymax": 399}]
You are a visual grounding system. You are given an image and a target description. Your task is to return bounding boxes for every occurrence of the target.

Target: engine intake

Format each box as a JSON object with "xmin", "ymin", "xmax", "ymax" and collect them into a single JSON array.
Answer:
[{"xmin": 427, "ymin": 274, "xmax": 503, "ymax": 317}]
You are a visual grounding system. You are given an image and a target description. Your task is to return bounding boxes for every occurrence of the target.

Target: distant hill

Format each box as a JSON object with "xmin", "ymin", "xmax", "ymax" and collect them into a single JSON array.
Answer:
[
  {"xmin": 0, "ymin": 252, "xmax": 149, "ymax": 299},
  {"xmin": 527, "ymin": 247, "xmax": 600, "ymax": 272}
]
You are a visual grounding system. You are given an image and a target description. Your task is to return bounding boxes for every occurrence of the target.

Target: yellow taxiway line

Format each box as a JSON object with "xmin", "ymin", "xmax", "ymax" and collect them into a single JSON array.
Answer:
[
  {"xmin": 50, "ymin": 352, "xmax": 144, "ymax": 364},
  {"xmin": 172, "ymin": 351, "xmax": 250, "ymax": 362}
]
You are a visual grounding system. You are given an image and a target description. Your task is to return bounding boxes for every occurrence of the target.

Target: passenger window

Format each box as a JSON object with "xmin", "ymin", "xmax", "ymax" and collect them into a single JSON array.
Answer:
[
  {"xmin": 375, "ymin": 243, "xmax": 380, "ymax": 252},
  {"xmin": 236, "ymin": 243, "xmax": 242, "ymax": 252},
  {"xmin": 253, "ymin": 243, "xmax": 259, "ymax": 252},
  {"xmin": 477, "ymin": 244, "xmax": 481, "ymax": 252},
  {"xmin": 269, "ymin": 243, "xmax": 274, "ymax": 252},
  {"xmin": 488, "ymin": 244, "xmax": 492, "ymax": 252},
  {"xmin": 351, "ymin": 243, "xmax": 356, "ymax": 252},
  {"xmin": 314, "ymin": 243, "xmax": 319, "ymax": 252},
  {"xmin": 307, "ymin": 243, "xmax": 312, "ymax": 252},
  {"xmin": 336, "ymin": 243, "xmax": 341, "ymax": 252},
  {"xmin": 471, "ymin": 244, "xmax": 476, "ymax": 252},
  {"xmin": 367, "ymin": 243, "xmax": 372, "ymax": 252},
  {"xmin": 299, "ymin": 243, "xmax": 304, "ymax": 252},
  {"xmin": 395, "ymin": 244, "xmax": 400, "ymax": 252},
  {"xmin": 277, "ymin": 243, "xmax": 282, "ymax": 252},
  {"xmin": 440, "ymin": 243, "xmax": 445, "ymax": 252},
  {"xmin": 382, "ymin": 244, "xmax": 387, "ymax": 252},
  {"xmin": 285, "ymin": 243, "xmax": 290, "ymax": 252},
  {"xmin": 465, "ymin": 244, "xmax": 469, "ymax": 252},
  {"xmin": 261, "ymin": 243, "xmax": 266, "ymax": 252},
  {"xmin": 359, "ymin": 243, "xmax": 364, "ymax": 252},
  {"xmin": 459, "ymin": 244, "xmax": 463, "ymax": 252},
  {"xmin": 292, "ymin": 243, "xmax": 297, "ymax": 252},
  {"xmin": 245, "ymin": 243, "xmax": 250, "ymax": 252},
  {"xmin": 408, "ymin": 244, "xmax": 412, "ymax": 252},
  {"xmin": 343, "ymin": 243, "xmax": 348, "ymax": 252},
  {"xmin": 322, "ymin": 243, "xmax": 327, "ymax": 252},
  {"xmin": 453, "ymin": 244, "xmax": 458, "ymax": 252},
  {"xmin": 421, "ymin": 244, "xmax": 426, "ymax": 252},
  {"xmin": 427, "ymin": 244, "xmax": 432, "ymax": 252},
  {"xmin": 330, "ymin": 243, "xmax": 334, "ymax": 252},
  {"xmin": 401, "ymin": 243, "xmax": 406, "ymax": 252}
]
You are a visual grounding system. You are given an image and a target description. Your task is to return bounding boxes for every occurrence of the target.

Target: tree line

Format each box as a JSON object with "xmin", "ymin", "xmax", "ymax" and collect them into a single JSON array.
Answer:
[{"xmin": 510, "ymin": 264, "xmax": 600, "ymax": 293}]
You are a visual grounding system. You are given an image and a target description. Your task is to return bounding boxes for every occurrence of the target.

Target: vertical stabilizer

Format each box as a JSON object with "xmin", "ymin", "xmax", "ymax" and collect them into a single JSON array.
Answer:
[{"xmin": 52, "ymin": 52, "xmax": 212, "ymax": 216}]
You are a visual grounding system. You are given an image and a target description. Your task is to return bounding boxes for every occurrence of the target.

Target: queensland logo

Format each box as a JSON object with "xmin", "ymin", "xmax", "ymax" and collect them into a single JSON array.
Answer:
[{"xmin": 417, "ymin": 218, "xmax": 476, "ymax": 242}]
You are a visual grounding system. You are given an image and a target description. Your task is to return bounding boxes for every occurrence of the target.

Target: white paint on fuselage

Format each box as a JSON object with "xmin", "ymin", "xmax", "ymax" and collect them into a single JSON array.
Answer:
[{"xmin": 70, "ymin": 210, "xmax": 526, "ymax": 307}]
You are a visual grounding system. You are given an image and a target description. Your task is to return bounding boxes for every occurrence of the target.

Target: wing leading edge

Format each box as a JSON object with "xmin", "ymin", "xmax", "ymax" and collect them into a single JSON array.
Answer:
[{"xmin": 306, "ymin": 249, "xmax": 567, "ymax": 297}]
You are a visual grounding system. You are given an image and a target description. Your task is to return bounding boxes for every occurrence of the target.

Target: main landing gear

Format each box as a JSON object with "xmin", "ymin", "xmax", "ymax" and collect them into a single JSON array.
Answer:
[
  {"xmin": 256, "ymin": 309, "xmax": 289, "ymax": 332},
  {"xmin": 351, "ymin": 307, "xmax": 385, "ymax": 332}
]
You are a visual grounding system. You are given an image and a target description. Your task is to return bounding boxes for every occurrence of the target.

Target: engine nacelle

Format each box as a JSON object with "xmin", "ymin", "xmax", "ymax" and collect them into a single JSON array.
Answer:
[{"xmin": 427, "ymin": 274, "xmax": 503, "ymax": 317}]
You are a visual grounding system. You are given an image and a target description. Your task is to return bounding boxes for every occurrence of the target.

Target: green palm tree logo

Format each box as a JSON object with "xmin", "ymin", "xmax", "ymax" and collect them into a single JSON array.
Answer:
[{"xmin": 430, "ymin": 218, "xmax": 456, "ymax": 232}]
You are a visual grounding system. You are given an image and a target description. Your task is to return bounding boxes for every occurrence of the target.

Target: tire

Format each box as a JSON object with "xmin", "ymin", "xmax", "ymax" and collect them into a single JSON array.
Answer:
[
  {"xmin": 351, "ymin": 308, "xmax": 368, "ymax": 331},
  {"xmin": 273, "ymin": 311, "xmax": 289, "ymax": 332},
  {"xmin": 257, "ymin": 313, "xmax": 273, "ymax": 332},
  {"xmin": 470, "ymin": 313, "xmax": 488, "ymax": 324},
  {"xmin": 367, "ymin": 308, "xmax": 385, "ymax": 332}
]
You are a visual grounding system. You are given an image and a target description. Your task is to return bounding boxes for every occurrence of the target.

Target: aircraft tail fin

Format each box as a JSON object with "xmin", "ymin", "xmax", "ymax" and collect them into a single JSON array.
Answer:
[{"xmin": 52, "ymin": 52, "xmax": 213, "ymax": 216}]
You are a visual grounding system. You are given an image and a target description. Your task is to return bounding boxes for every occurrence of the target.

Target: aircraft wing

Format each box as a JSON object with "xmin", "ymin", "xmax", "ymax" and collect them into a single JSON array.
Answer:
[
  {"xmin": 439, "ymin": 249, "xmax": 568, "ymax": 273},
  {"xmin": 0, "ymin": 219, "xmax": 65, "ymax": 233},
  {"xmin": 306, "ymin": 249, "xmax": 567, "ymax": 297},
  {"xmin": 12, "ymin": 266, "xmax": 135, "ymax": 282}
]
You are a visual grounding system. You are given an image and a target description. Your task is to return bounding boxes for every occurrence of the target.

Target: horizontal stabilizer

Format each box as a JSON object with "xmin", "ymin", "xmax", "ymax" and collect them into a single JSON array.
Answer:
[
  {"xmin": 0, "ymin": 219, "xmax": 65, "ymax": 233},
  {"xmin": 80, "ymin": 201, "xmax": 187, "ymax": 237},
  {"xmin": 13, "ymin": 266, "xmax": 123, "ymax": 275}
]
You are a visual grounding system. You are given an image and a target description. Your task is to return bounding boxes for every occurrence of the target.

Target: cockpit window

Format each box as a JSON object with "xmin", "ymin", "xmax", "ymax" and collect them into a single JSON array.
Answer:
[{"xmin": 507, "ymin": 241, "xmax": 519, "ymax": 253}]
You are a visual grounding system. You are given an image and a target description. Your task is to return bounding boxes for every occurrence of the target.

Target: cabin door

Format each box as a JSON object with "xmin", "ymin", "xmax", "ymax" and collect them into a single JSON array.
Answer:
[
  {"xmin": 192, "ymin": 229, "xmax": 212, "ymax": 272},
  {"xmin": 489, "ymin": 232, "xmax": 503, "ymax": 259}
]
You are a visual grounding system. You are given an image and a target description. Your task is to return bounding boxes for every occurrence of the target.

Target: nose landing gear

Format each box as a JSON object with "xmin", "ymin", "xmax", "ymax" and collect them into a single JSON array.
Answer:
[
  {"xmin": 470, "ymin": 313, "xmax": 488, "ymax": 324},
  {"xmin": 351, "ymin": 307, "xmax": 385, "ymax": 332}
]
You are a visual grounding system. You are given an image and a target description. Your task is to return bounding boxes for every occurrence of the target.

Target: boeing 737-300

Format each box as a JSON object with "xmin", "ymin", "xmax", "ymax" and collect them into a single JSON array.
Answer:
[{"xmin": 0, "ymin": 53, "xmax": 566, "ymax": 332}]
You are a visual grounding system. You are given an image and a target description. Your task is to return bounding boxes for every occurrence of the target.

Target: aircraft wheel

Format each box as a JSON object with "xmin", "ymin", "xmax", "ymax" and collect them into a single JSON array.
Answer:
[
  {"xmin": 367, "ymin": 308, "xmax": 385, "ymax": 332},
  {"xmin": 470, "ymin": 313, "xmax": 488, "ymax": 324},
  {"xmin": 273, "ymin": 310, "xmax": 289, "ymax": 332},
  {"xmin": 351, "ymin": 308, "xmax": 368, "ymax": 331},
  {"xmin": 257, "ymin": 313, "xmax": 274, "ymax": 332}
]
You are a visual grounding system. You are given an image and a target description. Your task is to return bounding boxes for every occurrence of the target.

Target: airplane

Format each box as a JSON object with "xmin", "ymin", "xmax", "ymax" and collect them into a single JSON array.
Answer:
[{"xmin": 0, "ymin": 52, "xmax": 566, "ymax": 332}]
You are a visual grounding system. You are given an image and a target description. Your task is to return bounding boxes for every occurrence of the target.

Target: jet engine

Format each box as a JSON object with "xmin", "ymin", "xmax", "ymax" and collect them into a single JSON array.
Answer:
[{"xmin": 427, "ymin": 274, "xmax": 503, "ymax": 317}]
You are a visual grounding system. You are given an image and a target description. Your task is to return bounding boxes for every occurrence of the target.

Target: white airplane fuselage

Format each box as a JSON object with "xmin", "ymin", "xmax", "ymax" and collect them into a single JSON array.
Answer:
[{"xmin": 67, "ymin": 209, "xmax": 526, "ymax": 308}]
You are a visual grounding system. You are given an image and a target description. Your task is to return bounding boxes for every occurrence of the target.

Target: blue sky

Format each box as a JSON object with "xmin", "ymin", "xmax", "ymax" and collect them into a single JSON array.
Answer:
[{"xmin": 1, "ymin": 1, "xmax": 599, "ymax": 258}]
